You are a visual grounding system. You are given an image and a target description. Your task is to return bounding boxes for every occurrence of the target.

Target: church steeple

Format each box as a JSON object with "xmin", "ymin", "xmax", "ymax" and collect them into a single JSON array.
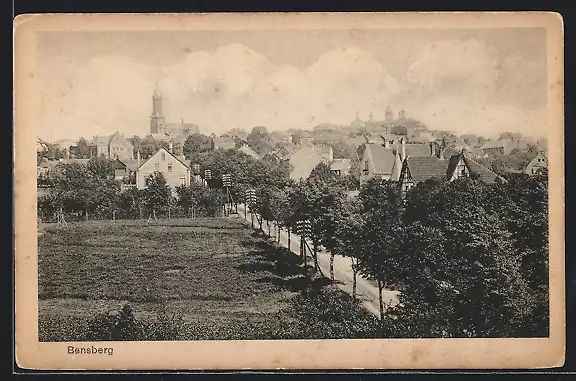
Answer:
[
  {"xmin": 150, "ymin": 81, "xmax": 165, "ymax": 134},
  {"xmin": 385, "ymin": 104, "xmax": 393, "ymax": 121}
]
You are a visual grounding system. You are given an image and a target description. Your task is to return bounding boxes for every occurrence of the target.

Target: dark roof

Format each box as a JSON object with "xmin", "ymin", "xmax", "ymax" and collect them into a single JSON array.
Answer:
[
  {"xmin": 446, "ymin": 155, "xmax": 461, "ymax": 180},
  {"xmin": 405, "ymin": 156, "xmax": 450, "ymax": 182},
  {"xmin": 463, "ymin": 157, "xmax": 504, "ymax": 184},
  {"xmin": 407, "ymin": 153, "xmax": 503, "ymax": 184},
  {"xmin": 403, "ymin": 143, "xmax": 432, "ymax": 157},
  {"xmin": 118, "ymin": 159, "xmax": 140, "ymax": 172}
]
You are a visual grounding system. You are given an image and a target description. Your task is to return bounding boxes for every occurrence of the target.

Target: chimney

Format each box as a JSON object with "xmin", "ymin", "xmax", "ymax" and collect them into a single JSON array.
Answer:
[
  {"xmin": 137, "ymin": 150, "xmax": 141, "ymax": 167},
  {"xmin": 401, "ymin": 138, "xmax": 406, "ymax": 161},
  {"xmin": 169, "ymin": 142, "xmax": 173, "ymax": 154}
]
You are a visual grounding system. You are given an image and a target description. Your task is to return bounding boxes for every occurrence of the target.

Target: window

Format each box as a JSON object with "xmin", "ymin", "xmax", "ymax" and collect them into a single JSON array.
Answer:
[
  {"xmin": 168, "ymin": 163, "xmax": 172, "ymax": 173},
  {"xmin": 180, "ymin": 174, "xmax": 186, "ymax": 185},
  {"xmin": 154, "ymin": 163, "xmax": 160, "ymax": 171},
  {"xmin": 161, "ymin": 152, "xmax": 166, "ymax": 161}
]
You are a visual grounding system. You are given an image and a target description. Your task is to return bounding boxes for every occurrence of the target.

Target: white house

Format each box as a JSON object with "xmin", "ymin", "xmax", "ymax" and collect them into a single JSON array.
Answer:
[{"xmin": 136, "ymin": 148, "xmax": 191, "ymax": 193}]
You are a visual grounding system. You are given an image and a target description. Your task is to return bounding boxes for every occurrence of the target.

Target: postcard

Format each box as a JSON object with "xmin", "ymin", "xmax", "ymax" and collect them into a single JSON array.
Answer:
[{"xmin": 14, "ymin": 11, "xmax": 565, "ymax": 370}]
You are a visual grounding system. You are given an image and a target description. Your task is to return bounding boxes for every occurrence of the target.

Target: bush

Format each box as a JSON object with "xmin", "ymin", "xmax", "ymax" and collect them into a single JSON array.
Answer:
[{"xmin": 85, "ymin": 303, "xmax": 184, "ymax": 341}]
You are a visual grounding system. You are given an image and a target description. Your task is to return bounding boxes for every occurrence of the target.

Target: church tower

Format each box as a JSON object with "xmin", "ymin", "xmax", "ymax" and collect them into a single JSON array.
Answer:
[
  {"xmin": 150, "ymin": 81, "xmax": 165, "ymax": 134},
  {"xmin": 385, "ymin": 104, "xmax": 393, "ymax": 121}
]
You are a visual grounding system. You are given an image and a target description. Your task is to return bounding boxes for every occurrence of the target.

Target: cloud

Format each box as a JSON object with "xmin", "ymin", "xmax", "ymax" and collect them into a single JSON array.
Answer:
[{"xmin": 38, "ymin": 41, "xmax": 546, "ymax": 142}]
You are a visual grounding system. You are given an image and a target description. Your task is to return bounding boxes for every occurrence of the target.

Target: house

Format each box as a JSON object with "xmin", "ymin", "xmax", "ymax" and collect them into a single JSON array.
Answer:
[
  {"xmin": 525, "ymin": 151, "xmax": 548, "ymax": 175},
  {"xmin": 238, "ymin": 143, "xmax": 261, "ymax": 160},
  {"xmin": 330, "ymin": 159, "xmax": 352, "ymax": 176},
  {"xmin": 90, "ymin": 131, "xmax": 134, "ymax": 160},
  {"xmin": 359, "ymin": 138, "xmax": 434, "ymax": 184},
  {"xmin": 135, "ymin": 148, "xmax": 191, "ymax": 193},
  {"xmin": 112, "ymin": 153, "xmax": 142, "ymax": 182},
  {"xmin": 286, "ymin": 143, "xmax": 333, "ymax": 181},
  {"xmin": 398, "ymin": 149, "xmax": 504, "ymax": 194}
]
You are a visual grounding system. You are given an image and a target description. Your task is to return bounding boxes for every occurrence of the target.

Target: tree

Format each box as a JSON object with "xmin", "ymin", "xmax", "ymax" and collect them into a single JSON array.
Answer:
[
  {"xmin": 76, "ymin": 138, "xmax": 93, "ymax": 158},
  {"xmin": 49, "ymin": 162, "xmax": 120, "ymax": 220},
  {"xmin": 183, "ymin": 133, "xmax": 214, "ymax": 159},
  {"xmin": 87, "ymin": 157, "xmax": 114, "ymax": 179},
  {"xmin": 141, "ymin": 172, "xmax": 171, "ymax": 218},
  {"xmin": 401, "ymin": 178, "xmax": 534, "ymax": 336},
  {"xmin": 483, "ymin": 173, "xmax": 549, "ymax": 336},
  {"xmin": 139, "ymin": 135, "xmax": 168, "ymax": 159},
  {"xmin": 247, "ymin": 126, "xmax": 274, "ymax": 156},
  {"xmin": 357, "ymin": 180, "xmax": 404, "ymax": 320},
  {"xmin": 321, "ymin": 196, "xmax": 363, "ymax": 287},
  {"xmin": 329, "ymin": 142, "xmax": 355, "ymax": 160},
  {"xmin": 308, "ymin": 162, "xmax": 338, "ymax": 185}
]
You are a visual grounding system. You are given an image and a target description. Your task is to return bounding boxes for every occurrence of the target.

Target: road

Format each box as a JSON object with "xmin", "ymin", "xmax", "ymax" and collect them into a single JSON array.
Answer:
[{"xmin": 234, "ymin": 204, "xmax": 400, "ymax": 317}]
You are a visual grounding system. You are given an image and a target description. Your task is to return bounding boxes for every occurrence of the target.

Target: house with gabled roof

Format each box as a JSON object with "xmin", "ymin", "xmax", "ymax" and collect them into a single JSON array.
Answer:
[
  {"xmin": 359, "ymin": 138, "xmax": 435, "ymax": 185},
  {"xmin": 525, "ymin": 150, "xmax": 547, "ymax": 175},
  {"xmin": 136, "ymin": 147, "xmax": 191, "ymax": 193},
  {"xmin": 238, "ymin": 143, "xmax": 261, "ymax": 160},
  {"xmin": 286, "ymin": 143, "xmax": 334, "ymax": 181},
  {"xmin": 398, "ymin": 148, "xmax": 505, "ymax": 194},
  {"xmin": 90, "ymin": 131, "xmax": 134, "ymax": 161}
]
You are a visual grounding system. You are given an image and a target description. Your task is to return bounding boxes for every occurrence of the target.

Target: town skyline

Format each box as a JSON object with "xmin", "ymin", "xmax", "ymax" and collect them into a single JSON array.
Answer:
[{"xmin": 37, "ymin": 28, "xmax": 547, "ymax": 142}]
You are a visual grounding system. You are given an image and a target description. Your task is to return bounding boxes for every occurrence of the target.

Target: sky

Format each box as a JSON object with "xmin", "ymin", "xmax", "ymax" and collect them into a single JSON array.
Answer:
[{"xmin": 36, "ymin": 28, "xmax": 548, "ymax": 142}]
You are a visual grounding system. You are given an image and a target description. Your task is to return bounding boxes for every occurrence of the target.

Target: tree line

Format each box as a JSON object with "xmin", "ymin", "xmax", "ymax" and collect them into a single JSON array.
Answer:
[
  {"xmin": 246, "ymin": 162, "xmax": 549, "ymax": 338},
  {"xmin": 37, "ymin": 144, "xmax": 549, "ymax": 338}
]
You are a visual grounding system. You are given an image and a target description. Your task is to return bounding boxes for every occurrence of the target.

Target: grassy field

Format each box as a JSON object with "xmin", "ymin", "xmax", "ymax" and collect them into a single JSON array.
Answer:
[{"xmin": 38, "ymin": 217, "xmax": 379, "ymax": 341}]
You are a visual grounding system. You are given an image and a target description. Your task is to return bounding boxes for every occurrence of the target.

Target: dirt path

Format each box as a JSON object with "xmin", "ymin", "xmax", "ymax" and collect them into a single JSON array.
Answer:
[{"xmin": 235, "ymin": 205, "xmax": 400, "ymax": 317}]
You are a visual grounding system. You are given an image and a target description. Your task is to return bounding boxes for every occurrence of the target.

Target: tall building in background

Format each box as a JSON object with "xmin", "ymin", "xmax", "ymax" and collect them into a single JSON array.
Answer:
[{"xmin": 150, "ymin": 82, "xmax": 199, "ymax": 140}]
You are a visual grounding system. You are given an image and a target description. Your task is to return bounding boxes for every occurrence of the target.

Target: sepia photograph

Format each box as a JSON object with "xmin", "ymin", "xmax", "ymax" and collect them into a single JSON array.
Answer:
[{"xmin": 14, "ymin": 12, "xmax": 565, "ymax": 370}]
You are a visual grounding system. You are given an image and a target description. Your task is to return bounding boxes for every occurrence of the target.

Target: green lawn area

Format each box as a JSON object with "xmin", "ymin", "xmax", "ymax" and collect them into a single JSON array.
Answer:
[{"xmin": 38, "ymin": 217, "xmax": 379, "ymax": 341}]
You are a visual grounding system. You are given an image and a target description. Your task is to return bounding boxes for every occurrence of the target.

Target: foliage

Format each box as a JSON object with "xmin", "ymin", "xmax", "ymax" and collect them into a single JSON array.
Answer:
[
  {"xmin": 176, "ymin": 183, "xmax": 226, "ymax": 217},
  {"xmin": 182, "ymin": 133, "xmax": 214, "ymax": 159},
  {"xmin": 85, "ymin": 303, "xmax": 183, "ymax": 341},
  {"xmin": 140, "ymin": 172, "xmax": 172, "ymax": 216},
  {"xmin": 246, "ymin": 126, "xmax": 274, "ymax": 156}
]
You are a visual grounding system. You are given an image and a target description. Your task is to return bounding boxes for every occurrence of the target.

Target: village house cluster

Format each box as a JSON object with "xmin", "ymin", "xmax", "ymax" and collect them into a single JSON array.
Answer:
[{"xmin": 37, "ymin": 89, "xmax": 548, "ymax": 196}]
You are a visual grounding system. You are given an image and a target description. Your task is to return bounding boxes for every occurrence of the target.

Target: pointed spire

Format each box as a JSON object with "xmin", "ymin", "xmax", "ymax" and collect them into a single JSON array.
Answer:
[{"xmin": 154, "ymin": 80, "xmax": 161, "ymax": 98}]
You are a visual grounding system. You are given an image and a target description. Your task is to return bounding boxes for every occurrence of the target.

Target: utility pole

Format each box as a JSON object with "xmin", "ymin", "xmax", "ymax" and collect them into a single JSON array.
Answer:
[
  {"xmin": 204, "ymin": 169, "xmax": 212, "ymax": 188},
  {"xmin": 222, "ymin": 174, "xmax": 232, "ymax": 216},
  {"xmin": 246, "ymin": 188, "xmax": 256, "ymax": 229}
]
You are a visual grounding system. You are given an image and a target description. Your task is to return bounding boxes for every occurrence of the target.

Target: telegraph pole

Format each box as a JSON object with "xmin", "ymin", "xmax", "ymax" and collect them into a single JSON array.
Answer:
[
  {"xmin": 222, "ymin": 174, "xmax": 232, "ymax": 216},
  {"xmin": 246, "ymin": 188, "xmax": 256, "ymax": 229}
]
